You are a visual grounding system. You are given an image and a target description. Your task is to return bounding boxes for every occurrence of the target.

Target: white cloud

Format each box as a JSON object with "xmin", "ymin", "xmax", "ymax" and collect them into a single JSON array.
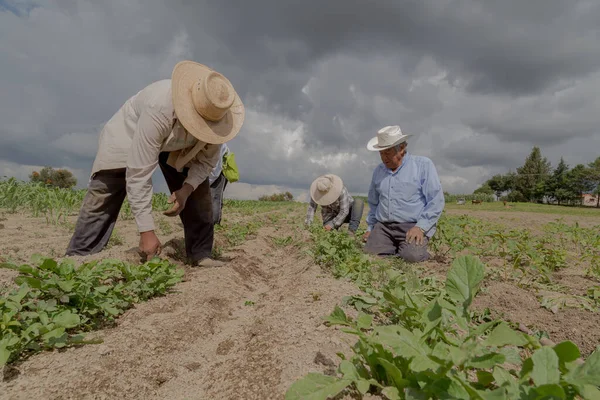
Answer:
[
  {"xmin": 309, "ymin": 152, "xmax": 358, "ymax": 169},
  {"xmin": 159, "ymin": 30, "xmax": 194, "ymax": 76}
]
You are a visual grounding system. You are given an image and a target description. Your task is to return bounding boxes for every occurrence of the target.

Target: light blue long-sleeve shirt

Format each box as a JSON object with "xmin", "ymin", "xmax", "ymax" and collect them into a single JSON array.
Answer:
[{"xmin": 366, "ymin": 153, "xmax": 445, "ymax": 237}]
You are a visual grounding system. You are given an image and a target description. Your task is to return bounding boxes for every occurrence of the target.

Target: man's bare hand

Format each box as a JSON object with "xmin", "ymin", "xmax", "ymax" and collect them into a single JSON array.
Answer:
[
  {"xmin": 406, "ymin": 226, "xmax": 425, "ymax": 246},
  {"xmin": 164, "ymin": 183, "xmax": 194, "ymax": 217},
  {"xmin": 139, "ymin": 231, "xmax": 161, "ymax": 259},
  {"xmin": 324, "ymin": 224, "xmax": 333, "ymax": 231},
  {"xmin": 362, "ymin": 231, "xmax": 371, "ymax": 243}
]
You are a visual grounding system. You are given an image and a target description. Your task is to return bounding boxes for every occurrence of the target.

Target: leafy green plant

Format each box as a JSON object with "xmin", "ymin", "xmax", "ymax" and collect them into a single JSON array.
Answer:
[
  {"xmin": 540, "ymin": 293, "xmax": 596, "ymax": 313},
  {"xmin": 119, "ymin": 200, "xmax": 134, "ymax": 220},
  {"xmin": 287, "ymin": 256, "xmax": 600, "ymax": 399},
  {"xmin": 152, "ymin": 192, "xmax": 171, "ymax": 212},
  {"xmin": 158, "ymin": 218, "xmax": 173, "ymax": 235},
  {"xmin": 310, "ymin": 226, "xmax": 375, "ymax": 283},
  {"xmin": 272, "ymin": 235, "xmax": 294, "ymax": 247},
  {"xmin": 588, "ymin": 286, "xmax": 600, "ymax": 307},
  {"xmin": 107, "ymin": 230, "xmax": 124, "ymax": 248},
  {"xmin": 0, "ymin": 256, "xmax": 183, "ymax": 366},
  {"xmin": 222, "ymin": 221, "xmax": 262, "ymax": 247}
]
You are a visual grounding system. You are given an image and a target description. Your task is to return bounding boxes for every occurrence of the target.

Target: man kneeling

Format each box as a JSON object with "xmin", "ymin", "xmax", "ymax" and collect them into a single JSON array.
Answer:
[
  {"xmin": 363, "ymin": 126, "xmax": 444, "ymax": 262},
  {"xmin": 305, "ymin": 174, "xmax": 364, "ymax": 234}
]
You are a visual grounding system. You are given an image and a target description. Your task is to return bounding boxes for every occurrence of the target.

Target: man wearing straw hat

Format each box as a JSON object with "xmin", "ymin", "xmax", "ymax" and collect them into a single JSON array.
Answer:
[
  {"xmin": 305, "ymin": 174, "xmax": 364, "ymax": 234},
  {"xmin": 363, "ymin": 125, "xmax": 444, "ymax": 262},
  {"xmin": 65, "ymin": 61, "xmax": 244, "ymax": 266}
]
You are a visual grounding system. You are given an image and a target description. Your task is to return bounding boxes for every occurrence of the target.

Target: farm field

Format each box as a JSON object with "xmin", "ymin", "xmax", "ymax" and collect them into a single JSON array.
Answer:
[{"xmin": 1, "ymin": 179, "xmax": 600, "ymax": 399}]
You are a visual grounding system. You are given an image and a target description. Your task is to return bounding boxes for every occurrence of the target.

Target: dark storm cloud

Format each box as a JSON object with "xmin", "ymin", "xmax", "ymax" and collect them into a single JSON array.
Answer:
[
  {"xmin": 441, "ymin": 134, "xmax": 526, "ymax": 169},
  {"xmin": 176, "ymin": 0, "xmax": 600, "ymax": 96},
  {"xmin": 1, "ymin": 0, "xmax": 600, "ymax": 197}
]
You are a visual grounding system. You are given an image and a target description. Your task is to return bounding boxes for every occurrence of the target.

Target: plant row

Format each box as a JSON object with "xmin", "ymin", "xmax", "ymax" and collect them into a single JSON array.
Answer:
[
  {"xmin": 0, "ymin": 256, "xmax": 183, "ymax": 366},
  {"xmin": 286, "ymin": 227, "xmax": 600, "ymax": 399}
]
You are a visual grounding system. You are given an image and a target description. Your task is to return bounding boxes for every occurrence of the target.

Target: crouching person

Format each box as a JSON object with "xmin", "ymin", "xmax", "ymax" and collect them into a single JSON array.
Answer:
[
  {"xmin": 363, "ymin": 125, "xmax": 444, "ymax": 262},
  {"xmin": 65, "ymin": 61, "xmax": 245, "ymax": 266},
  {"xmin": 305, "ymin": 174, "xmax": 364, "ymax": 234}
]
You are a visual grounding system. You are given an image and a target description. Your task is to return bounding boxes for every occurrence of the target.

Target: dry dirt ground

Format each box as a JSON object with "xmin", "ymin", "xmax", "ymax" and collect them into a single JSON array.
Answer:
[
  {"xmin": 1, "ymin": 204, "xmax": 599, "ymax": 399},
  {"xmin": 0, "ymin": 206, "xmax": 362, "ymax": 399}
]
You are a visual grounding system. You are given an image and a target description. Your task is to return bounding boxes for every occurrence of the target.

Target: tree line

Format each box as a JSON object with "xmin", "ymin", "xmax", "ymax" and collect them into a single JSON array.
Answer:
[{"xmin": 473, "ymin": 147, "xmax": 600, "ymax": 207}]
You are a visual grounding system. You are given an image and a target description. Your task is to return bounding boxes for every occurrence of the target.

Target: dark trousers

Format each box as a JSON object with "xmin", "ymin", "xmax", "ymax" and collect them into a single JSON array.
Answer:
[
  {"xmin": 364, "ymin": 221, "xmax": 430, "ymax": 263},
  {"xmin": 210, "ymin": 173, "xmax": 228, "ymax": 225},
  {"xmin": 66, "ymin": 152, "xmax": 214, "ymax": 261},
  {"xmin": 324, "ymin": 199, "xmax": 364, "ymax": 233}
]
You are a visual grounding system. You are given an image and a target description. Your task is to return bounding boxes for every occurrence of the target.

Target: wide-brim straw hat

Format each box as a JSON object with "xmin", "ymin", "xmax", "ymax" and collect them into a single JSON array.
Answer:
[
  {"xmin": 172, "ymin": 60, "xmax": 245, "ymax": 144},
  {"xmin": 367, "ymin": 125, "xmax": 412, "ymax": 151},
  {"xmin": 310, "ymin": 174, "xmax": 344, "ymax": 206}
]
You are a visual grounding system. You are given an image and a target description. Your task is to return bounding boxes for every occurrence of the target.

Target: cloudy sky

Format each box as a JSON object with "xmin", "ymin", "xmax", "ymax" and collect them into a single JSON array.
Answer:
[{"xmin": 1, "ymin": 0, "xmax": 600, "ymax": 202}]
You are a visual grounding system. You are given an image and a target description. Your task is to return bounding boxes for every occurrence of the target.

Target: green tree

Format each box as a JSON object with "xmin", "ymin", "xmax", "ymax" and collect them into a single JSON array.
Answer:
[
  {"xmin": 473, "ymin": 183, "xmax": 493, "ymax": 196},
  {"xmin": 545, "ymin": 158, "xmax": 570, "ymax": 205},
  {"xmin": 505, "ymin": 190, "xmax": 527, "ymax": 203},
  {"xmin": 564, "ymin": 164, "xmax": 593, "ymax": 205},
  {"xmin": 29, "ymin": 167, "xmax": 77, "ymax": 189},
  {"xmin": 586, "ymin": 156, "xmax": 600, "ymax": 207},
  {"xmin": 487, "ymin": 172, "xmax": 516, "ymax": 199},
  {"xmin": 515, "ymin": 147, "xmax": 551, "ymax": 203}
]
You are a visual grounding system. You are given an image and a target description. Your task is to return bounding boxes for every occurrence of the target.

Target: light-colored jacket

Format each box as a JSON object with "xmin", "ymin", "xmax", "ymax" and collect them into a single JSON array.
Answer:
[{"xmin": 91, "ymin": 79, "xmax": 221, "ymax": 233}]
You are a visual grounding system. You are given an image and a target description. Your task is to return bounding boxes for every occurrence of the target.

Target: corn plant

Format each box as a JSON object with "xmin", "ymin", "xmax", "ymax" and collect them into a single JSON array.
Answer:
[{"xmin": 152, "ymin": 192, "xmax": 170, "ymax": 212}]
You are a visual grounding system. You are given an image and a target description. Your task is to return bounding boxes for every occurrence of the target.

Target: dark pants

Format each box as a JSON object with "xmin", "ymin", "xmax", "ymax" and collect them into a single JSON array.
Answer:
[
  {"xmin": 66, "ymin": 152, "xmax": 214, "ymax": 262},
  {"xmin": 364, "ymin": 221, "xmax": 430, "ymax": 263},
  {"xmin": 210, "ymin": 173, "xmax": 228, "ymax": 225},
  {"xmin": 324, "ymin": 199, "xmax": 364, "ymax": 233}
]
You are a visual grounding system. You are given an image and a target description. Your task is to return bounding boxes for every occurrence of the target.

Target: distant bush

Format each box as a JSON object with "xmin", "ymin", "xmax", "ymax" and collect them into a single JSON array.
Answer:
[
  {"xmin": 444, "ymin": 193, "xmax": 494, "ymax": 203},
  {"xmin": 259, "ymin": 191, "xmax": 294, "ymax": 202},
  {"xmin": 30, "ymin": 166, "xmax": 77, "ymax": 189},
  {"xmin": 504, "ymin": 190, "xmax": 527, "ymax": 203}
]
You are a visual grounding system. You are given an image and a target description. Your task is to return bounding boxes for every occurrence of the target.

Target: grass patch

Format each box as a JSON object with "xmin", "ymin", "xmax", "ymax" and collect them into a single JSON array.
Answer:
[{"xmin": 446, "ymin": 201, "xmax": 600, "ymax": 217}]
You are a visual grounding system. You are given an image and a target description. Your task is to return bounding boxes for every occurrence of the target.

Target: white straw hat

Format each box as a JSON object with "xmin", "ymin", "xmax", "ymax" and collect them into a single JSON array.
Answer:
[
  {"xmin": 172, "ymin": 61, "xmax": 245, "ymax": 144},
  {"xmin": 310, "ymin": 174, "xmax": 344, "ymax": 206},
  {"xmin": 367, "ymin": 125, "xmax": 412, "ymax": 151}
]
